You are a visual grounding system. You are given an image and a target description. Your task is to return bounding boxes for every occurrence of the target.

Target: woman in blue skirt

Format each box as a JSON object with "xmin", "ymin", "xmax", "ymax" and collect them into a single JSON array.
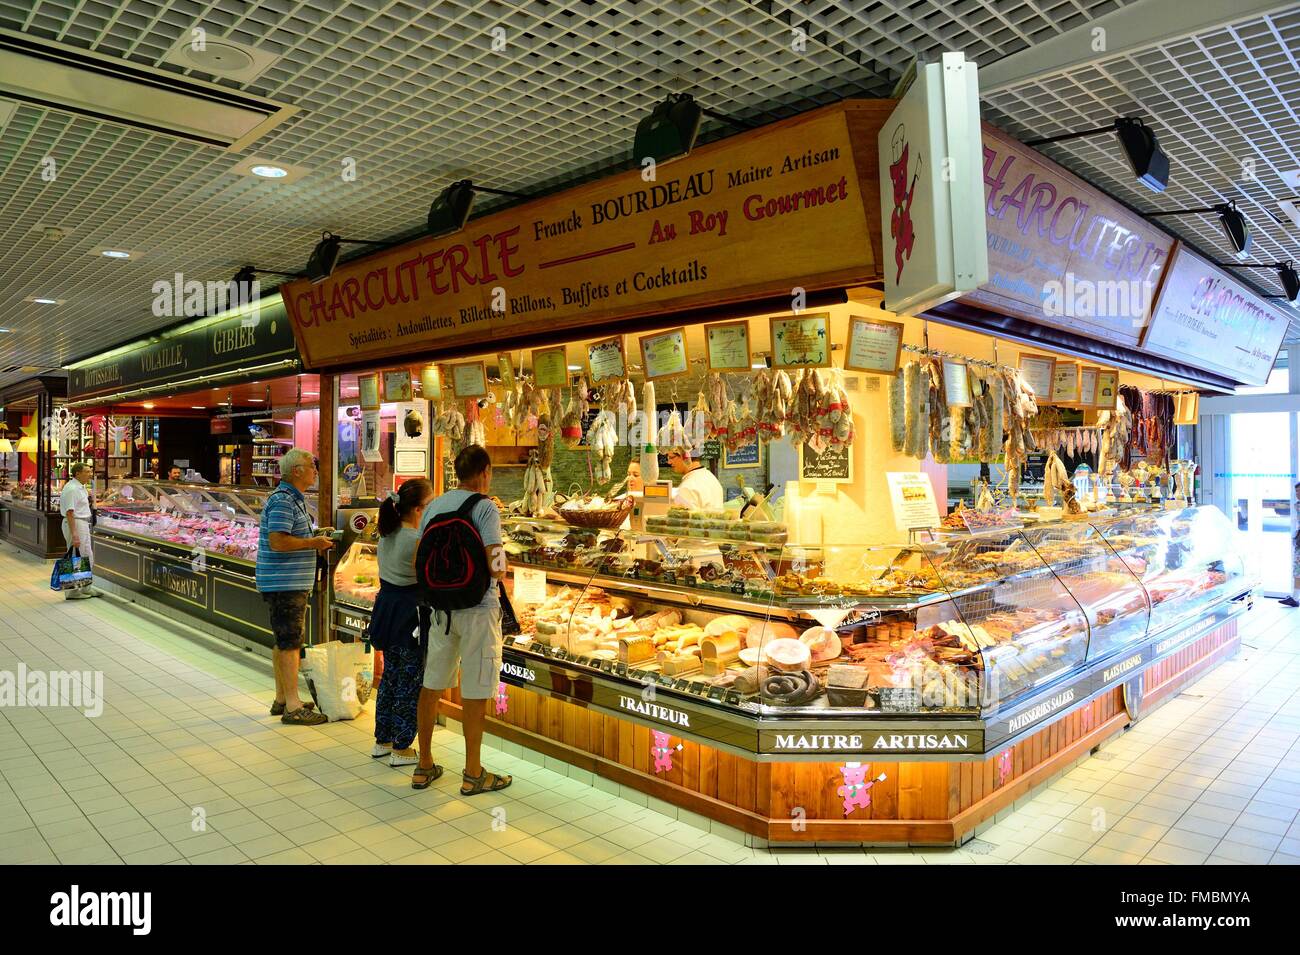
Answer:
[{"xmin": 369, "ymin": 478, "xmax": 434, "ymax": 767}]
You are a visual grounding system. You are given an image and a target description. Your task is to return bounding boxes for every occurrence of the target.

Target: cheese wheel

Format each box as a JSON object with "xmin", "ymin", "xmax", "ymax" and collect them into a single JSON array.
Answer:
[
  {"xmin": 800, "ymin": 626, "xmax": 841, "ymax": 663},
  {"xmin": 704, "ymin": 614, "xmax": 750, "ymax": 638},
  {"xmin": 744, "ymin": 620, "xmax": 798, "ymax": 650},
  {"xmin": 761, "ymin": 638, "xmax": 812, "ymax": 672}
]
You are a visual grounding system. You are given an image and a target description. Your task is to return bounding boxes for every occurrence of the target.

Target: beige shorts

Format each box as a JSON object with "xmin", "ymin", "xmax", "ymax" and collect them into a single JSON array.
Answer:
[{"xmin": 423, "ymin": 604, "xmax": 503, "ymax": 700}]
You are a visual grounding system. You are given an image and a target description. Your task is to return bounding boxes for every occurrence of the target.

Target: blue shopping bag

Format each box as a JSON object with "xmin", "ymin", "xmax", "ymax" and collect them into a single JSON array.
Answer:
[{"xmin": 51, "ymin": 548, "xmax": 93, "ymax": 592}]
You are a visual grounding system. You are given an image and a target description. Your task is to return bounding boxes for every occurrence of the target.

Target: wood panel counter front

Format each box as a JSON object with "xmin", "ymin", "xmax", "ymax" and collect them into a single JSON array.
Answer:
[{"xmin": 282, "ymin": 100, "xmax": 895, "ymax": 370}]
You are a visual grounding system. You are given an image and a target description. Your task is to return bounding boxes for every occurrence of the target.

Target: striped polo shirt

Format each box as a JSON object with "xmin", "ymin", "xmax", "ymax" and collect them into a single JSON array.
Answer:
[{"xmin": 255, "ymin": 481, "xmax": 317, "ymax": 593}]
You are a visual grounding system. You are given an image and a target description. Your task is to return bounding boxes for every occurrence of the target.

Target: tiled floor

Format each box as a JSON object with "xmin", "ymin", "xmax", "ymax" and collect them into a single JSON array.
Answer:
[{"xmin": 1, "ymin": 545, "xmax": 1297, "ymax": 865}]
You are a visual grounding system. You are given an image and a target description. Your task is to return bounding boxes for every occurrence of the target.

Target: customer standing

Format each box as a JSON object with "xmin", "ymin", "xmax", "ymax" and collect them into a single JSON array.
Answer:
[
  {"xmin": 257, "ymin": 448, "xmax": 333, "ymax": 725},
  {"xmin": 370, "ymin": 478, "xmax": 434, "ymax": 767},
  {"xmin": 412, "ymin": 445, "xmax": 512, "ymax": 794},
  {"xmin": 59, "ymin": 461, "xmax": 99, "ymax": 600}
]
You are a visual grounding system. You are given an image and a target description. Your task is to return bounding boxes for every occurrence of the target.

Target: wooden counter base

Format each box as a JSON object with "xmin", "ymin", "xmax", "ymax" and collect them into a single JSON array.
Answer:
[{"xmin": 436, "ymin": 618, "xmax": 1239, "ymax": 845}]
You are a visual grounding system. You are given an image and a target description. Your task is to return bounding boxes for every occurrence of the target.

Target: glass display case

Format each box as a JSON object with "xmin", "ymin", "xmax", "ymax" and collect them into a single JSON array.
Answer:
[{"xmin": 96, "ymin": 480, "xmax": 318, "ymax": 563}]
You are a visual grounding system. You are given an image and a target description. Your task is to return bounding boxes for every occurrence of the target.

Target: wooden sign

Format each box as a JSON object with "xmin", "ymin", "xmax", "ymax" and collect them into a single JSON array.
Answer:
[
  {"xmin": 586, "ymin": 336, "xmax": 626, "ymax": 383},
  {"xmin": 1141, "ymin": 243, "xmax": 1289, "ymax": 387},
  {"xmin": 1017, "ymin": 354, "xmax": 1056, "ymax": 400},
  {"xmin": 532, "ymin": 346, "xmax": 568, "ymax": 388},
  {"xmin": 800, "ymin": 441, "xmax": 851, "ymax": 482},
  {"xmin": 1078, "ymin": 366, "xmax": 1099, "ymax": 407},
  {"xmin": 771, "ymin": 313, "xmax": 831, "ymax": 369},
  {"xmin": 942, "ymin": 358, "xmax": 971, "ymax": 408},
  {"xmin": 638, "ymin": 327, "xmax": 689, "ymax": 381},
  {"xmin": 449, "ymin": 361, "xmax": 488, "ymax": 398},
  {"xmin": 704, "ymin": 320, "xmax": 751, "ymax": 371},
  {"xmin": 1049, "ymin": 361, "xmax": 1081, "ymax": 405},
  {"xmin": 962, "ymin": 124, "xmax": 1174, "ymax": 348},
  {"xmin": 844, "ymin": 316, "xmax": 904, "ymax": 375},
  {"xmin": 1095, "ymin": 371, "xmax": 1119, "ymax": 410},
  {"xmin": 382, "ymin": 370, "xmax": 412, "ymax": 402},
  {"xmin": 281, "ymin": 103, "xmax": 884, "ymax": 370}
]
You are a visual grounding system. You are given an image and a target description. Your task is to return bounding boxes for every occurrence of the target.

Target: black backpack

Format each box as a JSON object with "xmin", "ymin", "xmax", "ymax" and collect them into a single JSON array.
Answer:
[{"xmin": 416, "ymin": 492, "xmax": 492, "ymax": 628}]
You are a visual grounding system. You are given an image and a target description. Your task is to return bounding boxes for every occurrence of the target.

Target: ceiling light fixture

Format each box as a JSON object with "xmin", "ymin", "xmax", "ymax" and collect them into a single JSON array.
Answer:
[
  {"xmin": 1026, "ymin": 117, "xmax": 1169, "ymax": 193},
  {"xmin": 1220, "ymin": 261, "xmax": 1300, "ymax": 307},
  {"xmin": 304, "ymin": 231, "xmax": 389, "ymax": 284},
  {"xmin": 31, "ymin": 297, "xmax": 60, "ymax": 305},
  {"xmin": 1149, "ymin": 201, "xmax": 1252, "ymax": 259},
  {"xmin": 100, "ymin": 249, "xmax": 131, "ymax": 258},
  {"xmin": 427, "ymin": 180, "xmax": 529, "ymax": 239},
  {"xmin": 233, "ymin": 264, "xmax": 302, "ymax": 300},
  {"xmin": 250, "ymin": 164, "xmax": 287, "ymax": 178}
]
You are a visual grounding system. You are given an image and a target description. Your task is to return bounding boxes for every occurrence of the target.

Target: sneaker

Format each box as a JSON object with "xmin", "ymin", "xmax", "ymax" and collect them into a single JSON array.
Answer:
[
  {"xmin": 1281, "ymin": 596, "xmax": 1299, "ymax": 608},
  {"xmin": 371, "ymin": 743, "xmax": 393, "ymax": 759},
  {"xmin": 389, "ymin": 749, "xmax": 419, "ymax": 768},
  {"xmin": 281, "ymin": 707, "xmax": 328, "ymax": 726}
]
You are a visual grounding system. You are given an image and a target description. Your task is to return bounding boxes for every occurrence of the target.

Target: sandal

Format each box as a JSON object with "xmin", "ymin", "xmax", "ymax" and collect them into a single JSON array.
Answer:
[
  {"xmin": 411, "ymin": 764, "xmax": 444, "ymax": 789},
  {"xmin": 460, "ymin": 768, "xmax": 512, "ymax": 796},
  {"xmin": 270, "ymin": 700, "xmax": 315, "ymax": 716},
  {"xmin": 281, "ymin": 707, "xmax": 327, "ymax": 726}
]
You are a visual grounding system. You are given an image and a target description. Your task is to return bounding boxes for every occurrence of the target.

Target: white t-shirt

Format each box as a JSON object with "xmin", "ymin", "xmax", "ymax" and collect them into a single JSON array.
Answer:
[
  {"xmin": 672, "ymin": 466, "xmax": 724, "ymax": 510},
  {"xmin": 59, "ymin": 478, "xmax": 92, "ymax": 521}
]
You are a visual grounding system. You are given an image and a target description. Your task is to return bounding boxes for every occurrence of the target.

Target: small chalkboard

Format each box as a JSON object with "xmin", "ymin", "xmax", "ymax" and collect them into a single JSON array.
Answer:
[
  {"xmin": 878, "ymin": 687, "xmax": 922, "ymax": 713},
  {"xmin": 800, "ymin": 442, "xmax": 851, "ymax": 482},
  {"xmin": 701, "ymin": 438, "xmax": 721, "ymax": 460},
  {"xmin": 723, "ymin": 440, "xmax": 760, "ymax": 468}
]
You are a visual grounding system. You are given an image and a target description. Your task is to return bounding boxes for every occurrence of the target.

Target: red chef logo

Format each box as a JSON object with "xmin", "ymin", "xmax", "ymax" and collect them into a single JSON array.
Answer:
[
  {"xmin": 351, "ymin": 512, "xmax": 369, "ymax": 533},
  {"xmin": 888, "ymin": 124, "xmax": 921, "ymax": 285}
]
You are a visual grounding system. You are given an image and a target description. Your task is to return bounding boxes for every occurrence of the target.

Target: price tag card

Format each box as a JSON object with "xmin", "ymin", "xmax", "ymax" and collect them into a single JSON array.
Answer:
[
  {"xmin": 886, "ymin": 471, "xmax": 940, "ymax": 532},
  {"xmin": 512, "ymin": 567, "xmax": 547, "ymax": 605},
  {"xmin": 878, "ymin": 686, "xmax": 922, "ymax": 713}
]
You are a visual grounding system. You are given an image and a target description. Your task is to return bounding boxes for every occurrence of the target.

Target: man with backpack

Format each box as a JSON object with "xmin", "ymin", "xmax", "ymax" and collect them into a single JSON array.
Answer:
[{"xmin": 412, "ymin": 445, "xmax": 512, "ymax": 795}]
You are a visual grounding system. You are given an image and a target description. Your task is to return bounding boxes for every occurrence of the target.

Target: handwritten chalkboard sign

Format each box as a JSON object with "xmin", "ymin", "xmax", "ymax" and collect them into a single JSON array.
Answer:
[
  {"xmin": 723, "ymin": 440, "xmax": 760, "ymax": 468},
  {"xmin": 878, "ymin": 687, "xmax": 922, "ymax": 713},
  {"xmin": 800, "ymin": 442, "xmax": 851, "ymax": 482},
  {"xmin": 701, "ymin": 438, "xmax": 721, "ymax": 460}
]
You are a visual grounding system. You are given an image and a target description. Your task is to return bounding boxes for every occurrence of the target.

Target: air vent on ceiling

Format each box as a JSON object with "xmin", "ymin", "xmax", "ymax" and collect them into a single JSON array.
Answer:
[{"xmin": 0, "ymin": 27, "xmax": 299, "ymax": 151}]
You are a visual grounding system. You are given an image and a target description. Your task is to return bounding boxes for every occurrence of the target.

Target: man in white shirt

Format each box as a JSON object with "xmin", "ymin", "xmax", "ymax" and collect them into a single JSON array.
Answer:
[
  {"xmin": 666, "ymin": 446, "xmax": 724, "ymax": 510},
  {"xmin": 59, "ymin": 462, "xmax": 99, "ymax": 600}
]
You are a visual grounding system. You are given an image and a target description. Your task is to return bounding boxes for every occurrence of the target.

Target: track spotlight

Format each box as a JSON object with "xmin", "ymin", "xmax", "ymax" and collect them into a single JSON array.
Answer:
[
  {"xmin": 1026, "ymin": 116, "xmax": 1169, "ymax": 193},
  {"xmin": 426, "ymin": 180, "xmax": 528, "ymax": 239},
  {"xmin": 304, "ymin": 232, "xmax": 388, "ymax": 283},
  {"xmin": 1150, "ymin": 201, "xmax": 1252, "ymax": 259}
]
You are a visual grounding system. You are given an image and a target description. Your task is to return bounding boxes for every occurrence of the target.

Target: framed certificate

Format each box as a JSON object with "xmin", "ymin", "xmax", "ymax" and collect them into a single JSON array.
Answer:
[
  {"xmin": 1078, "ymin": 366, "xmax": 1099, "ymax": 407},
  {"xmin": 770, "ymin": 313, "xmax": 831, "ymax": 369},
  {"xmin": 942, "ymin": 358, "xmax": 971, "ymax": 408},
  {"xmin": 844, "ymin": 316, "xmax": 904, "ymax": 375},
  {"xmin": 357, "ymin": 373, "xmax": 380, "ymax": 410},
  {"xmin": 382, "ymin": 370, "xmax": 412, "ymax": 403},
  {"xmin": 1049, "ymin": 361, "xmax": 1081, "ymax": 405},
  {"xmin": 532, "ymin": 346, "xmax": 568, "ymax": 388},
  {"xmin": 587, "ymin": 336, "xmax": 626, "ymax": 383},
  {"xmin": 704, "ymin": 320, "xmax": 751, "ymax": 371},
  {"xmin": 638, "ymin": 327, "xmax": 689, "ymax": 381},
  {"xmin": 1095, "ymin": 370, "xmax": 1119, "ymax": 410},
  {"xmin": 449, "ymin": 360, "xmax": 488, "ymax": 398},
  {"xmin": 419, "ymin": 365, "xmax": 442, "ymax": 401},
  {"xmin": 497, "ymin": 352, "xmax": 517, "ymax": 391},
  {"xmin": 1018, "ymin": 354, "xmax": 1056, "ymax": 400}
]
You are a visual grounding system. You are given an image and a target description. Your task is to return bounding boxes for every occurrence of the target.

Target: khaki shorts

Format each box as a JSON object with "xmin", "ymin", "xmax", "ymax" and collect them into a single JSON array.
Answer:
[{"xmin": 424, "ymin": 604, "xmax": 502, "ymax": 700}]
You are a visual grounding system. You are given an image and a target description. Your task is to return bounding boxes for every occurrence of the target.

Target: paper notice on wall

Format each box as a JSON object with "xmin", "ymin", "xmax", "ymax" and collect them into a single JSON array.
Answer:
[
  {"xmin": 361, "ymin": 410, "xmax": 382, "ymax": 463},
  {"xmin": 886, "ymin": 471, "xmax": 940, "ymax": 532}
]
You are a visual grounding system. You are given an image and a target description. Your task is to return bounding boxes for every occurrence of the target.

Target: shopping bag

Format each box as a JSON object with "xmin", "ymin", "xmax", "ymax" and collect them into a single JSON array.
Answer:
[
  {"xmin": 50, "ymin": 548, "xmax": 93, "ymax": 592},
  {"xmin": 303, "ymin": 640, "xmax": 375, "ymax": 721}
]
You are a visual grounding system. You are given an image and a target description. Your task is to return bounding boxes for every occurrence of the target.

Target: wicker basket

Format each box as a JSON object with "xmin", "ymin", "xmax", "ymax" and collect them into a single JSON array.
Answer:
[{"xmin": 557, "ymin": 496, "xmax": 635, "ymax": 529}]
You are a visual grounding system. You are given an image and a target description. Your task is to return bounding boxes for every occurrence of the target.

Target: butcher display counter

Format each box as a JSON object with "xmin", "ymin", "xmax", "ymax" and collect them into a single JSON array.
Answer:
[{"xmin": 91, "ymin": 480, "xmax": 321, "ymax": 649}]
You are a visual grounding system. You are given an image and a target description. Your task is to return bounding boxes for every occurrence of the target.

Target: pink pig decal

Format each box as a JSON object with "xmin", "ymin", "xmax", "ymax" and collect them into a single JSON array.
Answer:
[
  {"xmin": 837, "ymin": 764, "xmax": 887, "ymax": 816},
  {"xmin": 997, "ymin": 749, "xmax": 1013, "ymax": 786},
  {"xmin": 651, "ymin": 731, "xmax": 674, "ymax": 773},
  {"xmin": 494, "ymin": 682, "xmax": 509, "ymax": 716}
]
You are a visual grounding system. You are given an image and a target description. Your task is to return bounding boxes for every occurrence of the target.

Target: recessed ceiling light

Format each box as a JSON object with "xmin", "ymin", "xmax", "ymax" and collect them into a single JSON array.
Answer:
[
  {"xmin": 29, "ymin": 297, "xmax": 61, "ymax": 305},
  {"xmin": 191, "ymin": 406, "xmax": 205, "ymax": 410},
  {"xmin": 0, "ymin": 328, "xmax": 11, "ymax": 333},
  {"xmin": 250, "ymin": 164, "xmax": 287, "ymax": 179},
  {"xmin": 143, "ymin": 402, "xmax": 155, "ymax": 409},
  {"xmin": 248, "ymin": 398, "xmax": 264, "ymax": 402},
  {"xmin": 101, "ymin": 249, "xmax": 131, "ymax": 258},
  {"xmin": 231, "ymin": 156, "xmax": 308, "ymax": 184}
]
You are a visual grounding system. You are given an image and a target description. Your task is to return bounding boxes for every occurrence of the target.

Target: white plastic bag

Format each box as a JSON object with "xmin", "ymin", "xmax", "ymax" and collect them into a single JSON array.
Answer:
[{"xmin": 304, "ymin": 641, "xmax": 374, "ymax": 721}]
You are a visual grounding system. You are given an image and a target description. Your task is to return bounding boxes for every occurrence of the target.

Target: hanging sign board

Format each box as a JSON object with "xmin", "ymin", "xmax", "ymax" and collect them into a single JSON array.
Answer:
[
  {"xmin": 449, "ymin": 361, "xmax": 488, "ymax": 398},
  {"xmin": 638, "ymin": 327, "xmax": 689, "ymax": 380},
  {"xmin": 878, "ymin": 52, "xmax": 989, "ymax": 315},
  {"xmin": 704, "ymin": 320, "xmax": 751, "ymax": 371},
  {"xmin": 419, "ymin": 365, "xmax": 442, "ymax": 400},
  {"xmin": 1094, "ymin": 371, "xmax": 1119, "ymax": 410},
  {"xmin": 1050, "ymin": 361, "xmax": 1081, "ymax": 405},
  {"xmin": 587, "ymin": 336, "xmax": 626, "ymax": 383},
  {"xmin": 1078, "ymin": 366, "xmax": 1099, "ymax": 407},
  {"xmin": 886, "ymin": 471, "xmax": 940, "ymax": 532},
  {"xmin": 723, "ymin": 440, "xmax": 761, "ymax": 469},
  {"xmin": 844, "ymin": 316, "xmax": 905, "ymax": 375},
  {"xmin": 531, "ymin": 346, "xmax": 569, "ymax": 388},
  {"xmin": 357, "ymin": 374, "xmax": 381, "ymax": 410},
  {"xmin": 281, "ymin": 103, "xmax": 882, "ymax": 371},
  {"xmin": 383, "ymin": 370, "xmax": 412, "ymax": 402},
  {"xmin": 1017, "ymin": 354, "xmax": 1055, "ymax": 400},
  {"xmin": 942, "ymin": 358, "xmax": 971, "ymax": 407},
  {"xmin": 963, "ymin": 125, "xmax": 1174, "ymax": 348},
  {"xmin": 1140, "ymin": 243, "xmax": 1289, "ymax": 387}
]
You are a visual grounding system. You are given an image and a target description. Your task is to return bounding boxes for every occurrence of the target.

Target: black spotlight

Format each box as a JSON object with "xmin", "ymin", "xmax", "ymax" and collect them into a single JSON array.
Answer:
[
  {"xmin": 427, "ymin": 180, "xmax": 476, "ymax": 238},
  {"xmin": 1151, "ymin": 201, "xmax": 1252, "ymax": 259},
  {"xmin": 1026, "ymin": 116, "xmax": 1169, "ymax": 193},
  {"xmin": 231, "ymin": 264, "xmax": 301, "ymax": 301},
  {"xmin": 1223, "ymin": 261, "xmax": 1300, "ymax": 307},
  {"xmin": 305, "ymin": 233, "xmax": 343, "ymax": 284},
  {"xmin": 633, "ymin": 93, "xmax": 704, "ymax": 165}
]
